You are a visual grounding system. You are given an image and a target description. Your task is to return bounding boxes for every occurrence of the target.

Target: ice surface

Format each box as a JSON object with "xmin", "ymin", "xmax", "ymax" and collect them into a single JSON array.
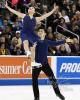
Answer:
[{"xmin": 0, "ymin": 85, "xmax": 79, "ymax": 100}]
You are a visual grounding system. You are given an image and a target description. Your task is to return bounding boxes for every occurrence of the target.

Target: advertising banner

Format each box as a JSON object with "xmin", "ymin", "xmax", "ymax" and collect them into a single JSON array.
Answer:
[
  {"xmin": 57, "ymin": 57, "xmax": 80, "ymax": 84},
  {"xmin": 0, "ymin": 56, "xmax": 51, "ymax": 85}
]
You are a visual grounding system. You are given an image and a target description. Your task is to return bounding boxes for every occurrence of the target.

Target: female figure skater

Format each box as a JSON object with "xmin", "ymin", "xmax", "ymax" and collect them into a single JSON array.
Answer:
[{"xmin": 5, "ymin": 2, "xmax": 58, "ymax": 66}]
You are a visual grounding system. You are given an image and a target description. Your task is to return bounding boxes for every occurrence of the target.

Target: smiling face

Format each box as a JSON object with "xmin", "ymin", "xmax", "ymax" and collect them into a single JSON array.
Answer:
[{"xmin": 28, "ymin": 7, "xmax": 35, "ymax": 15}]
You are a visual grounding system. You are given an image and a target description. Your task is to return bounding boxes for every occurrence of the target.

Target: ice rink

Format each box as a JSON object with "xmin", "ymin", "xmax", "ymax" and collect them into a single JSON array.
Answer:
[{"xmin": 0, "ymin": 85, "xmax": 79, "ymax": 100}]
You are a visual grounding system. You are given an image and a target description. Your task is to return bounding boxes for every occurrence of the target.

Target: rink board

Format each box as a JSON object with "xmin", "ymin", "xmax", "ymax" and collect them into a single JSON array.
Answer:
[{"xmin": 0, "ymin": 56, "xmax": 80, "ymax": 85}]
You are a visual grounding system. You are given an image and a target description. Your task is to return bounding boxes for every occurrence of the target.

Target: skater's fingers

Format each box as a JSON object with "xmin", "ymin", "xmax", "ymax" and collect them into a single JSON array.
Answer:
[{"xmin": 33, "ymin": 42, "xmax": 37, "ymax": 47}]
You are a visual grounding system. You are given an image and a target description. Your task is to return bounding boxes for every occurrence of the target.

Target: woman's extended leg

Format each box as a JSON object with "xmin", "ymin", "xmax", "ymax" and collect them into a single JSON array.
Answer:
[
  {"xmin": 30, "ymin": 44, "xmax": 36, "ymax": 62},
  {"xmin": 23, "ymin": 40, "xmax": 31, "ymax": 56},
  {"xmin": 30, "ymin": 44, "xmax": 42, "ymax": 67}
]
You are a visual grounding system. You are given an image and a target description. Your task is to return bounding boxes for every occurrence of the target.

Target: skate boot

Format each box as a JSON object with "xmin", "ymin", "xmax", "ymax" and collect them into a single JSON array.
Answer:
[
  {"xmin": 31, "ymin": 62, "xmax": 42, "ymax": 68},
  {"xmin": 34, "ymin": 97, "xmax": 39, "ymax": 100},
  {"xmin": 56, "ymin": 93, "xmax": 65, "ymax": 100}
]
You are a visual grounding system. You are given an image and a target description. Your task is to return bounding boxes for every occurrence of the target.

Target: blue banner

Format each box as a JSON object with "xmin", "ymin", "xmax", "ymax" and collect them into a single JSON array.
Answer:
[{"xmin": 57, "ymin": 57, "xmax": 80, "ymax": 79}]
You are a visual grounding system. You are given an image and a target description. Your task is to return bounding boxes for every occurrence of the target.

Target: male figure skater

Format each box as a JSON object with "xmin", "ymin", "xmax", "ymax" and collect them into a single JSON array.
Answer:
[{"xmin": 32, "ymin": 28, "xmax": 73, "ymax": 100}]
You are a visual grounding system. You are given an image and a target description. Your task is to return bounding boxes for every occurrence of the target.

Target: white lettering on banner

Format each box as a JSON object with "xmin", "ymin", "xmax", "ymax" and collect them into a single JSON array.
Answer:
[
  {"xmin": 22, "ymin": 61, "xmax": 32, "ymax": 74},
  {"xmin": 60, "ymin": 63, "xmax": 80, "ymax": 73},
  {"xmin": 0, "ymin": 61, "xmax": 31, "ymax": 74},
  {"xmin": 0, "ymin": 66, "xmax": 21, "ymax": 74}
]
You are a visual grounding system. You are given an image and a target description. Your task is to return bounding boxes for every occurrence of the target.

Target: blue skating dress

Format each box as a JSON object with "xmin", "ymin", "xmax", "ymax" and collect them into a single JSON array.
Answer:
[{"xmin": 21, "ymin": 15, "xmax": 40, "ymax": 46}]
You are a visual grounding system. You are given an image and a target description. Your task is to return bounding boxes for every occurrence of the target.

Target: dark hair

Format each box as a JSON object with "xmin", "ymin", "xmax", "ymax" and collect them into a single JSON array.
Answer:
[{"xmin": 38, "ymin": 26, "xmax": 47, "ymax": 32}]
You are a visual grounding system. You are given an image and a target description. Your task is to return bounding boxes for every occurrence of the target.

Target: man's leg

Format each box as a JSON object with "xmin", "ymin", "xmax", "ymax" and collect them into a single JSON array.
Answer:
[
  {"xmin": 42, "ymin": 63, "xmax": 65, "ymax": 100},
  {"xmin": 32, "ymin": 67, "xmax": 41, "ymax": 100}
]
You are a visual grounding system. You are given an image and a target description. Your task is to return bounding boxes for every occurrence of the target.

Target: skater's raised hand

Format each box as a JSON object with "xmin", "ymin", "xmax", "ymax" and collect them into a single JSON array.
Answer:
[
  {"xmin": 36, "ymin": 5, "xmax": 59, "ymax": 22},
  {"xmin": 5, "ymin": 1, "xmax": 8, "ymax": 8},
  {"xmin": 53, "ymin": 5, "xmax": 59, "ymax": 12}
]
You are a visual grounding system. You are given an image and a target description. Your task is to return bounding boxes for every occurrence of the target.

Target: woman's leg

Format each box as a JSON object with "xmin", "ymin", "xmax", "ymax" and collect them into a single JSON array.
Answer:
[
  {"xmin": 23, "ymin": 40, "xmax": 31, "ymax": 56},
  {"xmin": 30, "ymin": 45, "xmax": 36, "ymax": 62},
  {"xmin": 30, "ymin": 44, "xmax": 42, "ymax": 67}
]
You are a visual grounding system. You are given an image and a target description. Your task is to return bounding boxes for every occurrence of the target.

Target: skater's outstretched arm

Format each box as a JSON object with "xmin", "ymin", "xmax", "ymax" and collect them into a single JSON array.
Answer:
[
  {"xmin": 36, "ymin": 6, "xmax": 58, "ymax": 22},
  {"xmin": 47, "ymin": 38, "xmax": 73, "ymax": 46},
  {"xmin": 5, "ymin": 2, "xmax": 26, "ymax": 18}
]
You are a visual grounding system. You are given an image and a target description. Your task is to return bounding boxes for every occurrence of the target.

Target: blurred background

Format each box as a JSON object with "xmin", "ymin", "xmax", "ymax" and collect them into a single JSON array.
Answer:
[{"xmin": 0, "ymin": 0, "xmax": 80, "ymax": 56}]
